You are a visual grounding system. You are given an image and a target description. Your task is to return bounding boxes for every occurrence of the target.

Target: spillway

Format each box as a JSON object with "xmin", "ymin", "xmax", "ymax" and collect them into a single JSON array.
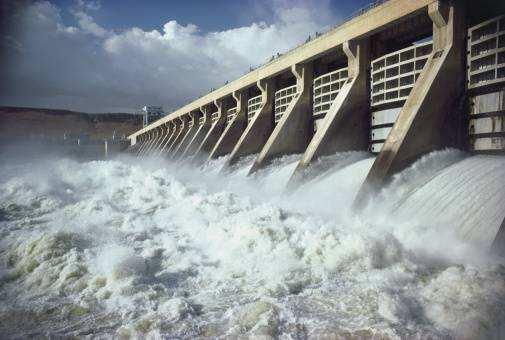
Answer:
[{"xmin": 2, "ymin": 150, "xmax": 503, "ymax": 338}]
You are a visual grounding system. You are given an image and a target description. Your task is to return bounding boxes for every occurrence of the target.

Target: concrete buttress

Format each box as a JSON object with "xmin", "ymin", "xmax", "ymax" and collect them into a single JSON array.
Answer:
[
  {"xmin": 157, "ymin": 122, "xmax": 176, "ymax": 155},
  {"xmin": 225, "ymin": 79, "xmax": 275, "ymax": 168},
  {"xmin": 248, "ymin": 62, "xmax": 314, "ymax": 175},
  {"xmin": 135, "ymin": 134, "xmax": 148, "ymax": 156},
  {"xmin": 139, "ymin": 131, "xmax": 156, "ymax": 157},
  {"xmin": 492, "ymin": 216, "xmax": 505, "ymax": 257},
  {"xmin": 353, "ymin": 0, "xmax": 466, "ymax": 210},
  {"xmin": 208, "ymin": 91, "xmax": 248, "ymax": 161},
  {"xmin": 181, "ymin": 106, "xmax": 212, "ymax": 160},
  {"xmin": 167, "ymin": 116, "xmax": 188, "ymax": 157},
  {"xmin": 172, "ymin": 113, "xmax": 199, "ymax": 159},
  {"xmin": 195, "ymin": 98, "xmax": 231, "ymax": 164},
  {"xmin": 148, "ymin": 126, "xmax": 165, "ymax": 156},
  {"xmin": 288, "ymin": 39, "xmax": 371, "ymax": 188},
  {"xmin": 144, "ymin": 129, "xmax": 160, "ymax": 157}
]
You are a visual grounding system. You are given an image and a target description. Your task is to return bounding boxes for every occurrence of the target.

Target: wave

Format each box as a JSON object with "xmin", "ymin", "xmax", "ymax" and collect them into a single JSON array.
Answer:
[{"xmin": 0, "ymin": 149, "xmax": 504, "ymax": 338}]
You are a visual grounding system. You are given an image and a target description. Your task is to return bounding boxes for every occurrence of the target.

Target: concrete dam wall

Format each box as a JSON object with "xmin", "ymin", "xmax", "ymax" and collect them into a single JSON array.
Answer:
[{"xmin": 126, "ymin": 0, "xmax": 505, "ymax": 253}]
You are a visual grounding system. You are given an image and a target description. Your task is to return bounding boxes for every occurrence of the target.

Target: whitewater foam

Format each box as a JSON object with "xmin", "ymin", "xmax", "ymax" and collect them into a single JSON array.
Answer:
[{"xmin": 0, "ymin": 150, "xmax": 504, "ymax": 338}]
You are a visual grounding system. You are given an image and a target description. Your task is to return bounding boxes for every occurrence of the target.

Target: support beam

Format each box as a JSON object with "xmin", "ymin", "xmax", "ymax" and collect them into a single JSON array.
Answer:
[
  {"xmin": 288, "ymin": 39, "xmax": 371, "ymax": 188},
  {"xmin": 144, "ymin": 127, "xmax": 163, "ymax": 157},
  {"xmin": 491, "ymin": 216, "xmax": 505, "ymax": 258},
  {"xmin": 225, "ymin": 79, "xmax": 275, "ymax": 168},
  {"xmin": 353, "ymin": 0, "xmax": 466, "ymax": 210},
  {"xmin": 138, "ymin": 131, "xmax": 155, "ymax": 157},
  {"xmin": 152, "ymin": 124, "xmax": 170, "ymax": 156},
  {"xmin": 172, "ymin": 113, "xmax": 199, "ymax": 159},
  {"xmin": 158, "ymin": 121, "xmax": 177, "ymax": 155},
  {"xmin": 249, "ymin": 62, "xmax": 314, "ymax": 175},
  {"xmin": 142, "ymin": 129, "xmax": 159, "ymax": 157},
  {"xmin": 208, "ymin": 91, "xmax": 248, "ymax": 161},
  {"xmin": 166, "ymin": 117, "xmax": 188, "ymax": 157},
  {"xmin": 128, "ymin": 0, "xmax": 436, "ymax": 142},
  {"xmin": 181, "ymin": 105, "xmax": 213, "ymax": 160},
  {"xmin": 128, "ymin": 136, "xmax": 141, "ymax": 154},
  {"xmin": 194, "ymin": 98, "xmax": 232, "ymax": 163},
  {"xmin": 126, "ymin": 135, "xmax": 138, "ymax": 154},
  {"xmin": 148, "ymin": 127, "xmax": 164, "ymax": 156},
  {"xmin": 135, "ymin": 134, "xmax": 148, "ymax": 156}
]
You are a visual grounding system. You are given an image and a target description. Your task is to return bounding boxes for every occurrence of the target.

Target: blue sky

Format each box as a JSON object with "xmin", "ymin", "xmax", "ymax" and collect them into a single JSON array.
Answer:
[
  {"xmin": 51, "ymin": 0, "xmax": 373, "ymax": 32},
  {"xmin": 1, "ymin": 0, "xmax": 374, "ymax": 113}
]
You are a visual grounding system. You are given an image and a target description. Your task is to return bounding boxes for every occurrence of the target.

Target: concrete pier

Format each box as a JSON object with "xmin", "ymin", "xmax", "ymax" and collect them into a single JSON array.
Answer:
[
  {"xmin": 166, "ymin": 116, "xmax": 188, "ymax": 155},
  {"xmin": 172, "ymin": 113, "xmax": 197, "ymax": 159},
  {"xmin": 180, "ymin": 106, "xmax": 211, "ymax": 159},
  {"xmin": 354, "ymin": 0, "xmax": 467, "ymax": 209},
  {"xmin": 208, "ymin": 92, "xmax": 247, "ymax": 161},
  {"xmin": 144, "ymin": 127, "xmax": 162, "ymax": 157},
  {"xmin": 126, "ymin": 0, "xmax": 505, "ymax": 252},
  {"xmin": 193, "ymin": 98, "xmax": 232, "ymax": 163},
  {"xmin": 249, "ymin": 62, "xmax": 314, "ymax": 174},
  {"xmin": 157, "ymin": 122, "xmax": 176, "ymax": 155},
  {"xmin": 288, "ymin": 39, "xmax": 371, "ymax": 187},
  {"xmin": 225, "ymin": 79, "xmax": 275, "ymax": 168}
]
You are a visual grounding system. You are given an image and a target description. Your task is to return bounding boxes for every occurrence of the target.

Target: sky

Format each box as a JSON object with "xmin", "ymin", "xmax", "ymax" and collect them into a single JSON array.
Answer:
[{"xmin": 0, "ymin": 0, "xmax": 373, "ymax": 113}]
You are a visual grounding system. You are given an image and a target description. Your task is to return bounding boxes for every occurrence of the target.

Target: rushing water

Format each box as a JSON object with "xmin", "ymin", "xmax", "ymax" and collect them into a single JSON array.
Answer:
[{"xmin": 1, "ymin": 148, "xmax": 505, "ymax": 338}]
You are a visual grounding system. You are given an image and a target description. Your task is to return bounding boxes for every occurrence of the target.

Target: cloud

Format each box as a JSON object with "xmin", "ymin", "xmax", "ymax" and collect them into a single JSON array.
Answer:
[
  {"xmin": 0, "ymin": 0, "xmax": 338, "ymax": 113},
  {"xmin": 72, "ymin": 10, "xmax": 108, "ymax": 37}
]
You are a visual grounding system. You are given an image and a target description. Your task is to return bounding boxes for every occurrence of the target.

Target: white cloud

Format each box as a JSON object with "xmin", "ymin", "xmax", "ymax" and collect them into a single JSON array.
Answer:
[
  {"xmin": 1, "ymin": 0, "xmax": 339, "ymax": 113},
  {"xmin": 73, "ymin": 10, "xmax": 109, "ymax": 37},
  {"xmin": 75, "ymin": 0, "xmax": 101, "ymax": 11}
]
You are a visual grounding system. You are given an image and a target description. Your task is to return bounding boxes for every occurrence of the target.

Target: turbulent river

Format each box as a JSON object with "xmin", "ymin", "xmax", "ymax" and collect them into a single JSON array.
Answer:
[{"xmin": 1, "ymin": 148, "xmax": 505, "ymax": 338}]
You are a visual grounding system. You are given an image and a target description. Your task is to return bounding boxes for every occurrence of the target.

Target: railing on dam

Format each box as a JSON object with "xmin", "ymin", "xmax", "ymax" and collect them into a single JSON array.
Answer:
[
  {"xmin": 313, "ymin": 67, "xmax": 348, "ymax": 131},
  {"xmin": 247, "ymin": 95, "xmax": 262, "ymax": 124},
  {"xmin": 371, "ymin": 41, "xmax": 432, "ymax": 107},
  {"xmin": 467, "ymin": 15, "xmax": 505, "ymax": 90},
  {"xmin": 188, "ymin": 118, "xmax": 195, "ymax": 128},
  {"xmin": 369, "ymin": 40, "xmax": 433, "ymax": 153},
  {"xmin": 199, "ymin": 116, "xmax": 206, "ymax": 125},
  {"xmin": 274, "ymin": 85, "xmax": 298, "ymax": 124},
  {"xmin": 226, "ymin": 107, "xmax": 237, "ymax": 125}
]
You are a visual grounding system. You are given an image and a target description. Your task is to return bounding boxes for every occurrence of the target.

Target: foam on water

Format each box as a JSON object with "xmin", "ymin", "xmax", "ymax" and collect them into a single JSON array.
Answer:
[{"xmin": 0, "ymin": 149, "xmax": 504, "ymax": 338}]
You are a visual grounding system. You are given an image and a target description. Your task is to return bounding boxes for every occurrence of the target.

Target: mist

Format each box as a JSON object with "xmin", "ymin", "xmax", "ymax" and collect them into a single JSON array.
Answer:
[{"xmin": 1, "ymin": 146, "xmax": 505, "ymax": 338}]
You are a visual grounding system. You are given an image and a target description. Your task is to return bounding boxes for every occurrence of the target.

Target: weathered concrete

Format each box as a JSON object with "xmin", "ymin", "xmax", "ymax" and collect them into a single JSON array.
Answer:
[
  {"xmin": 353, "ymin": 1, "xmax": 467, "ymax": 210},
  {"xmin": 147, "ymin": 124, "xmax": 163, "ymax": 156},
  {"xmin": 128, "ymin": 135, "xmax": 142, "ymax": 154},
  {"xmin": 158, "ymin": 121, "xmax": 177, "ymax": 155},
  {"xmin": 468, "ymin": 88, "xmax": 505, "ymax": 152},
  {"xmin": 128, "ymin": 0, "xmax": 435, "ymax": 142},
  {"xmin": 249, "ymin": 63, "xmax": 314, "ymax": 174},
  {"xmin": 172, "ymin": 113, "xmax": 199, "ymax": 159},
  {"xmin": 134, "ymin": 134, "xmax": 147, "ymax": 156},
  {"xmin": 225, "ymin": 79, "xmax": 275, "ymax": 168},
  {"xmin": 152, "ymin": 123, "xmax": 171, "ymax": 156},
  {"xmin": 207, "ymin": 91, "xmax": 247, "ymax": 161},
  {"xmin": 138, "ymin": 131, "xmax": 154, "ymax": 157},
  {"xmin": 491, "ymin": 216, "xmax": 505, "ymax": 257},
  {"xmin": 152, "ymin": 123, "xmax": 170, "ymax": 156},
  {"xmin": 151, "ymin": 127, "xmax": 165, "ymax": 154},
  {"xmin": 143, "ymin": 129, "xmax": 160, "ymax": 157},
  {"xmin": 193, "ymin": 98, "xmax": 232, "ymax": 163},
  {"xmin": 166, "ymin": 117, "xmax": 188, "ymax": 156},
  {"xmin": 288, "ymin": 39, "xmax": 371, "ymax": 188},
  {"xmin": 181, "ymin": 105, "xmax": 213, "ymax": 160}
]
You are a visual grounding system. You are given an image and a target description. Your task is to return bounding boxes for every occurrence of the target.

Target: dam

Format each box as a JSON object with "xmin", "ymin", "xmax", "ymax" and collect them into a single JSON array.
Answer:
[
  {"xmin": 3, "ymin": 0, "xmax": 505, "ymax": 337},
  {"xmin": 127, "ymin": 0, "xmax": 505, "ymax": 253}
]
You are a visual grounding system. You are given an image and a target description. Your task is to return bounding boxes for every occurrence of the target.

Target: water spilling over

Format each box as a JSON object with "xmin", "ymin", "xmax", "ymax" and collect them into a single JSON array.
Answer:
[{"xmin": 1, "ymin": 149, "xmax": 504, "ymax": 338}]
